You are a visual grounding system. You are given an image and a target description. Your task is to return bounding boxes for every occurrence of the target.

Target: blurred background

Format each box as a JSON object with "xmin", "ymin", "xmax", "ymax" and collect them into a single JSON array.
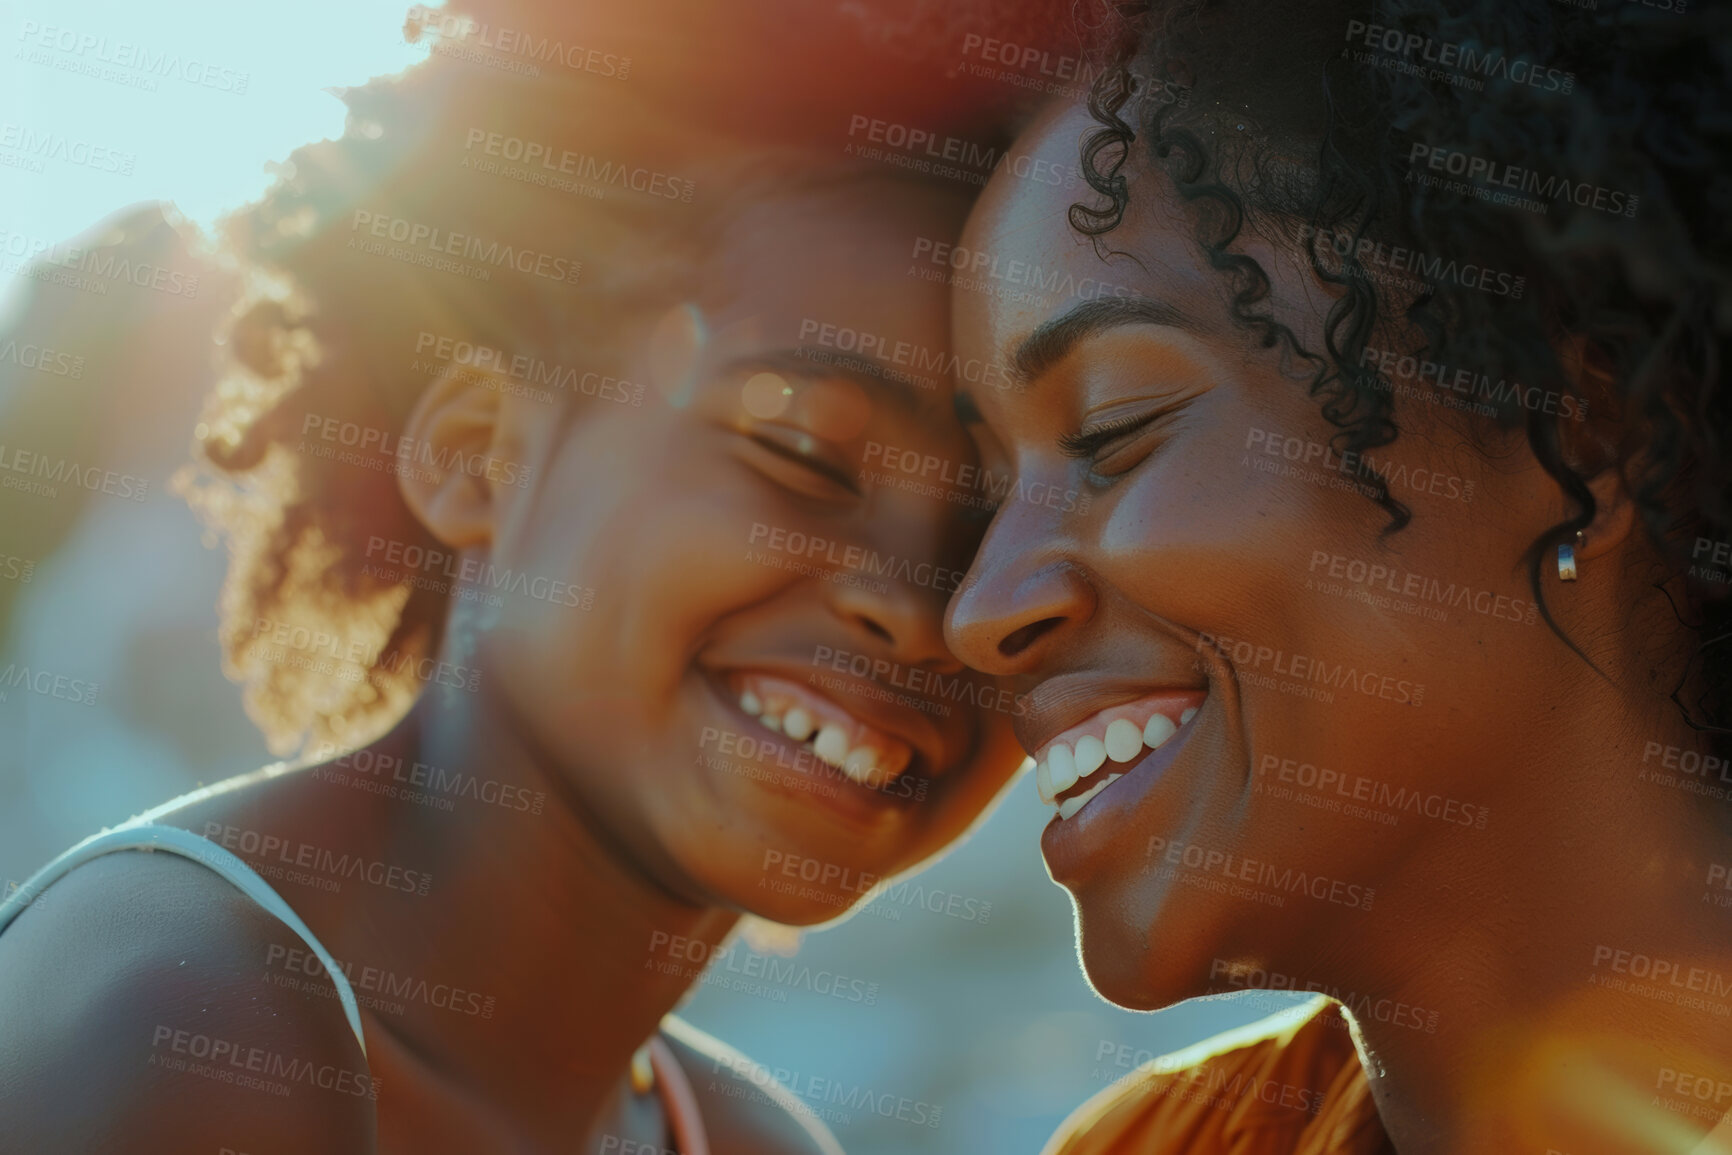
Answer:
[{"xmin": 0, "ymin": 0, "xmax": 1301, "ymax": 1151}]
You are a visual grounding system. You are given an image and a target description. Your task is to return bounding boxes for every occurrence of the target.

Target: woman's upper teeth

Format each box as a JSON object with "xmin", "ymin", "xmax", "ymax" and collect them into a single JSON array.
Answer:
[
  {"xmin": 735, "ymin": 673, "xmax": 910, "ymax": 788},
  {"xmin": 1035, "ymin": 696, "xmax": 1204, "ymax": 809}
]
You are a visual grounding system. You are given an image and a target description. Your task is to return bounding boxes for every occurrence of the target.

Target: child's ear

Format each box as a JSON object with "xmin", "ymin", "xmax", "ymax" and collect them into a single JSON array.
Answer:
[{"xmin": 395, "ymin": 371, "xmax": 504, "ymax": 549}]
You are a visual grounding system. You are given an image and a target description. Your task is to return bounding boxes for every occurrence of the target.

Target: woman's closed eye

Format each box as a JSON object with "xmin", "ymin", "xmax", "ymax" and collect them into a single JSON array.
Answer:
[{"xmin": 1058, "ymin": 404, "xmax": 1183, "ymax": 481}]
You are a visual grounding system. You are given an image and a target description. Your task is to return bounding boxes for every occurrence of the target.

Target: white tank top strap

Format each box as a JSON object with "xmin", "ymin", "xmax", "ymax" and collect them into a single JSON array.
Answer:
[{"xmin": 0, "ymin": 821, "xmax": 367, "ymax": 1058}]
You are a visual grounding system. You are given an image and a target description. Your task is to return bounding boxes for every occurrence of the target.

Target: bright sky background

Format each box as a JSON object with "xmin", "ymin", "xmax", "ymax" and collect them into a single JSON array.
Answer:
[{"xmin": 1, "ymin": 0, "xmax": 429, "ymax": 296}]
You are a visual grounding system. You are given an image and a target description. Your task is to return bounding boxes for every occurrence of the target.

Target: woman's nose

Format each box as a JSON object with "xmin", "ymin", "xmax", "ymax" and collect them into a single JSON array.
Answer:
[{"xmin": 945, "ymin": 523, "xmax": 1096, "ymax": 676}]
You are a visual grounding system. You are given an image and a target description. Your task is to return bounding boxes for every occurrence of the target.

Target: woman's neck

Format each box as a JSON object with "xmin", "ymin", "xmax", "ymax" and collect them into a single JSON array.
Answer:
[{"xmin": 1338, "ymin": 699, "xmax": 1732, "ymax": 1155}]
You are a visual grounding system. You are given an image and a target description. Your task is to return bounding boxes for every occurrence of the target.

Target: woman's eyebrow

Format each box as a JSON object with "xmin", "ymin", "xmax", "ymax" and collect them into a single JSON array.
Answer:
[{"xmin": 1010, "ymin": 296, "xmax": 1194, "ymax": 386}]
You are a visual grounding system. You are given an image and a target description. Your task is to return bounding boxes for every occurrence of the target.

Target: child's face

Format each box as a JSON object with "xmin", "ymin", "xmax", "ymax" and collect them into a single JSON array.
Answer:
[{"xmin": 471, "ymin": 180, "xmax": 1025, "ymax": 920}]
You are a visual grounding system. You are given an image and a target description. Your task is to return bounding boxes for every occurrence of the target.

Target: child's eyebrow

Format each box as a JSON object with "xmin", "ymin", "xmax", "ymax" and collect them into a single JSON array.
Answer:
[{"xmin": 723, "ymin": 348, "xmax": 936, "ymax": 420}]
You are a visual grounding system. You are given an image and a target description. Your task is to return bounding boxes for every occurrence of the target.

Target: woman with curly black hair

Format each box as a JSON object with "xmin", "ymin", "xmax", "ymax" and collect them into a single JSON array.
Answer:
[{"xmin": 943, "ymin": 0, "xmax": 1732, "ymax": 1151}]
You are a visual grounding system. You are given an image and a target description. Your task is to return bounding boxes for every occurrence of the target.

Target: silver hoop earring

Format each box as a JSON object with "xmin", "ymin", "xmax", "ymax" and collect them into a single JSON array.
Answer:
[{"xmin": 1558, "ymin": 531, "xmax": 1583, "ymax": 582}]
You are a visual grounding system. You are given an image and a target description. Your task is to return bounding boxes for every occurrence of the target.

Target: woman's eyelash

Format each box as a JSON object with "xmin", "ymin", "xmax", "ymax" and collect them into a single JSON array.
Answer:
[{"xmin": 1058, "ymin": 412, "xmax": 1162, "ymax": 459}]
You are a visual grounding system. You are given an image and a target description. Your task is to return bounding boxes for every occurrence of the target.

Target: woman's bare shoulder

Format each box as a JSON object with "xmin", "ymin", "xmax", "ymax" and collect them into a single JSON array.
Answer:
[{"xmin": 0, "ymin": 847, "xmax": 375, "ymax": 1153}]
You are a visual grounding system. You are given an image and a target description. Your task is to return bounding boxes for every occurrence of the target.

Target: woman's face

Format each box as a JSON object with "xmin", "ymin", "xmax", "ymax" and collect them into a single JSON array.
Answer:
[
  {"xmin": 471, "ymin": 178, "xmax": 1024, "ymax": 923},
  {"xmin": 944, "ymin": 103, "xmax": 1585, "ymax": 1008}
]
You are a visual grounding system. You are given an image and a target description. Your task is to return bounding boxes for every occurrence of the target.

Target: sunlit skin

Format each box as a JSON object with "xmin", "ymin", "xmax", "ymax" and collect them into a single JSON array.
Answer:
[
  {"xmin": 944, "ymin": 101, "xmax": 1732, "ymax": 1154},
  {"xmin": 0, "ymin": 179, "xmax": 1024, "ymax": 1154}
]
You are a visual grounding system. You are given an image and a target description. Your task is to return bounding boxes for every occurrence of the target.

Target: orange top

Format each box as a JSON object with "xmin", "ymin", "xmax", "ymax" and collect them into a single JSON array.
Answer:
[{"xmin": 1043, "ymin": 999, "xmax": 1395, "ymax": 1155}]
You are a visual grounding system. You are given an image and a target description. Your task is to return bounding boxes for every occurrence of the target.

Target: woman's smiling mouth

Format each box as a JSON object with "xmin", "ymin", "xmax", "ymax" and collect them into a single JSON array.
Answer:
[{"xmin": 1031, "ymin": 691, "xmax": 1207, "ymax": 819}]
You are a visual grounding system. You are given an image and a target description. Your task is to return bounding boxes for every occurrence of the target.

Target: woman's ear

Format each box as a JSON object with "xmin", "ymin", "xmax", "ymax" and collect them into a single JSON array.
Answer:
[
  {"xmin": 1551, "ymin": 333, "xmax": 1636, "ymax": 562},
  {"xmin": 1575, "ymin": 468, "xmax": 1637, "ymax": 562},
  {"xmin": 395, "ymin": 369, "xmax": 507, "ymax": 550}
]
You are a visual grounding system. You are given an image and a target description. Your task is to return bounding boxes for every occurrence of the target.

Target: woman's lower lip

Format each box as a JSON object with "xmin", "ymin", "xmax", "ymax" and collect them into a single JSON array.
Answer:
[
  {"xmin": 1039, "ymin": 711, "xmax": 1202, "ymax": 881},
  {"xmin": 700, "ymin": 672, "xmax": 923, "ymax": 824}
]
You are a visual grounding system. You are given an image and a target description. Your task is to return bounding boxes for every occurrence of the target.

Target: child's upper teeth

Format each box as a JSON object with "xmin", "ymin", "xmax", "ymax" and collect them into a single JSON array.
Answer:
[
  {"xmin": 842, "ymin": 747, "xmax": 880, "ymax": 786},
  {"xmin": 732, "ymin": 672, "xmax": 916, "ymax": 788},
  {"xmin": 813, "ymin": 723, "xmax": 850, "ymax": 766},
  {"xmin": 1035, "ymin": 695, "xmax": 1207, "ymax": 818},
  {"xmin": 784, "ymin": 707, "xmax": 815, "ymax": 741}
]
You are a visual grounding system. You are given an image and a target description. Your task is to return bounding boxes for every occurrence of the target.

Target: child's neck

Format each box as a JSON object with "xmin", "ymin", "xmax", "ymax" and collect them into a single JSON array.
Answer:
[{"xmin": 227, "ymin": 687, "xmax": 740, "ymax": 1136}]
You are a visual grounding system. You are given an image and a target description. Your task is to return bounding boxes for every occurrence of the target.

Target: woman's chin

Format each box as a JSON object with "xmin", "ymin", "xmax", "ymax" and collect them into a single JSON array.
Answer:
[{"xmin": 1073, "ymin": 905, "xmax": 1213, "ymax": 1013}]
